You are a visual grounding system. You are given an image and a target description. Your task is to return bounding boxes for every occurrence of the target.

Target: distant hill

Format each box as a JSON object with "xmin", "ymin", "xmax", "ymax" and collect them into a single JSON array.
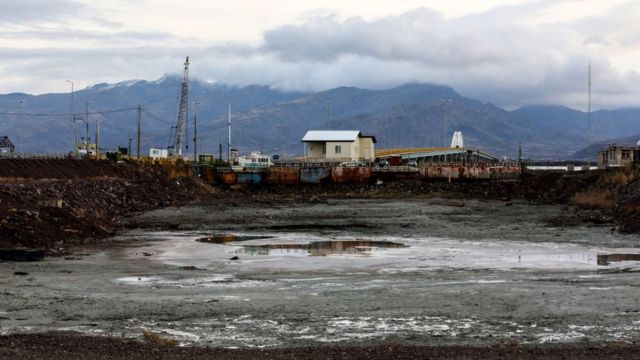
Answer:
[
  {"xmin": 1, "ymin": 78, "xmax": 640, "ymax": 159},
  {"xmin": 510, "ymin": 105, "xmax": 640, "ymax": 159},
  {"xmin": 0, "ymin": 76, "xmax": 308, "ymax": 153},
  {"xmin": 570, "ymin": 134, "xmax": 640, "ymax": 160}
]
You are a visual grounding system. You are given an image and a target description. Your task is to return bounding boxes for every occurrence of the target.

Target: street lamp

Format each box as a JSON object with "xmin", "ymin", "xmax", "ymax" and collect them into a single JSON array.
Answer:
[
  {"xmin": 440, "ymin": 98, "xmax": 452, "ymax": 148},
  {"xmin": 17, "ymin": 100, "xmax": 25, "ymax": 153},
  {"xmin": 191, "ymin": 101, "xmax": 202, "ymax": 161},
  {"xmin": 66, "ymin": 80, "xmax": 74, "ymax": 153}
]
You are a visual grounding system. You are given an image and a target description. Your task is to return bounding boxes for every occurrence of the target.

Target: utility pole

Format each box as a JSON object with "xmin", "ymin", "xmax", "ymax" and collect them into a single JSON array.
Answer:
[
  {"xmin": 228, "ymin": 100, "xmax": 232, "ymax": 162},
  {"xmin": 440, "ymin": 98, "xmax": 452, "ymax": 147},
  {"xmin": 587, "ymin": 62, "xmax": 592, "ymax": 149},
  {"xmin": 18, "ymin": 100, "xmax": 24, "ymax": 153},
  {"xmin": 192, "ymin": 101, "xmax": 201, "ymax": 161},
  {"xmin": 85, "ymin": 102, "xmax": 89, "ymax": 145},
  {"xmin": 326, "ymin": 105, "xmax": 331, "ymax": 130},
  {"xmin": 96, "ymin": 117, "xmax": 100, "ymax": 160},
  {"xmin": 518, "ymin": 141, "xmax": 522, "ymax": 162},
  {"xmin": 137, "ymin": 105, "xmax": 142, "ymax": 159},
  {"xmin": 66, "ymin": 80, "xmax": 74, "ymax": 154}
]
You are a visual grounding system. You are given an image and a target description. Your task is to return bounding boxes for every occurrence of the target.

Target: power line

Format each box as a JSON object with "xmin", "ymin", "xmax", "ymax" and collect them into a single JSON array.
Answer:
[
  {"xmin": 0, "ymin": 107, "xmax": 138, "ymax": 117},
  {"xmin": 141, "ymin": 109, "xmax": 174, "ymax": 124}
]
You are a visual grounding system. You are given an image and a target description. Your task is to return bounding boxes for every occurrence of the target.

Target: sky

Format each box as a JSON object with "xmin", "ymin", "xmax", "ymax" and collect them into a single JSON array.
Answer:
[{"xmin": 1, "ymin": 0, "xmax": 639, "ymax": 109}]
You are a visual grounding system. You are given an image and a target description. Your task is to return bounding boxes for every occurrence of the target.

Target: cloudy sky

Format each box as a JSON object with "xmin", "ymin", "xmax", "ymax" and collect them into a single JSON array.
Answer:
[{"xmin": 1, "ymin": 0, "xmax": 639, "ymax": 109}]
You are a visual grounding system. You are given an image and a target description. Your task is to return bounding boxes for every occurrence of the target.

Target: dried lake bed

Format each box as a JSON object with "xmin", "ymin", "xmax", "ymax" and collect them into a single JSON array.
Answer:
[{"xmin": 1, "ymin": 199, "xmax": 640, "ymax": 347}]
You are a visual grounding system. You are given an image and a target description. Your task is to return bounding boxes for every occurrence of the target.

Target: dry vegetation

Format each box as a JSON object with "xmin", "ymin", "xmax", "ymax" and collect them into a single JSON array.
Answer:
[
  {"xmin": 571, "ymin": 190, "xmax": 616, "ymax": 209},
  {"xmin": 142, "ymin": 331, "xmax": 179, "ymax": 347},
  {"xmin": 570, "ymin": 169, "xmax": 635, "ymax": 209},
  {"xmin": 604, "ymin": 169, "xmax": 635, "ymax": 187}
]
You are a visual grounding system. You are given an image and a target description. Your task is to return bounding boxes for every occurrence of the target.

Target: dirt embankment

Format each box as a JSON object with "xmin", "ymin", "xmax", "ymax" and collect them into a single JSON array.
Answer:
[
  {"xmin": 518, "ymin": 169, "xmax": 640, "ymax": 231},
  {"xmin": 2, "ymin": 160, "xmax": 640, "ymax": 253},
  {"xmin": 0, "ymin": 159, "xmax": 210, "ymax": 254},
  {"xmin": 1, "ymin": 333, "xmax": 638, "ymax": 360},
  {"xmin": 211, "ymin": 168, "xmax": 640, "ymax": 231}
]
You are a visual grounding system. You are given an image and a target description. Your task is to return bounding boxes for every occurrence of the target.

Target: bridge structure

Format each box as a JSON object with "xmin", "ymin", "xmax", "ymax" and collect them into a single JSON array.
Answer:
[{"xmin": 375, "ymin": 147, "xmax": 500, "ymax": 164}]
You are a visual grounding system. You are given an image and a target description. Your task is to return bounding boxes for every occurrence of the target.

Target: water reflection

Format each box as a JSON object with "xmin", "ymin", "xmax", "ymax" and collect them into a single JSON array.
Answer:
[
  {"xmin": 597, "ymin": 253, "xmax": 640, "ymax": 265},
  {"xmin": 197, "ymin": 234, "xmax": 273, "ymax": 244},
  {"xmin": 238, "ymin": 240, "xmax": 407, "ymax": 257}
]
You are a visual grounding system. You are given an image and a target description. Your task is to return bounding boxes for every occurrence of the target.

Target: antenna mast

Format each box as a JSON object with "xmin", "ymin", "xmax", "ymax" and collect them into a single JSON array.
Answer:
[
  {"xmin": 587, "ymin": 62, "xmax": 592, "ymax": 148},
  {"xmin": 173, "ymin": 56, "xmax": 190, "ymax": 156},
  {"xmin": 227, "ymin": 100, "xmax": 231, "ymax": 162}
]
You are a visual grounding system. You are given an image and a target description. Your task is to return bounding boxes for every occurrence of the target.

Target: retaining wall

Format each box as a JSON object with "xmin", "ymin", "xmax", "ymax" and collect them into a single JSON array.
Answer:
[
  {"xmin": 237, "ymin": 172, "xmax": 263, "ymax": 184},
  {"xmin": 419, "ymin": 164, "xmax": 521, "ymax": 180},
  {"xmin": 300, "ymin": 167, "xmax": 332, "ymax": 184},
  {"xmin": 331, "ymin": 167, "xmax": 372, "ymax": 183},
  {"xmin": 267, "ymin": 167, "xmax": 299, "ymax": 185}
]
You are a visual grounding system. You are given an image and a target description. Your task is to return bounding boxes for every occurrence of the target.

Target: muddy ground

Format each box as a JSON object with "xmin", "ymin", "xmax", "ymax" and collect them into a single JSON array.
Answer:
[
  {"xmin": 2, "ymin": 333, "xmax": 638, "ymax": 360},
  {"xmin": 1, "ymin": 198, "xmax": 640, "ymax": 354},
  {"xmin": 2, "ymin": 161, "xmax": 640, "ymax": 357}
]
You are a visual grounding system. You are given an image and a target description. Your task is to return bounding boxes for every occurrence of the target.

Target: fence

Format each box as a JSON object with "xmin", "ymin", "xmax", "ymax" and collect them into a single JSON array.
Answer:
[
  {"xmin": 419, "ymin": 163, "xmax": 521, "ymax": 180},
  {"xmin": 0, "ymin": 153, "xmax": 68, "ymax": 159}
]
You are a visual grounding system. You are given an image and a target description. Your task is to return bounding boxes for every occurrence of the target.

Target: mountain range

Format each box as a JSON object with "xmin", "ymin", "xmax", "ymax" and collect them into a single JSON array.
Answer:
[{"xmin": 1, "ymin": 75, "xmax": 639, "ymax": 160}]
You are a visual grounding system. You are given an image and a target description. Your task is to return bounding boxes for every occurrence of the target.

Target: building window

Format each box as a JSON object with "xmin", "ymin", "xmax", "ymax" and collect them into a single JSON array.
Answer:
[
  {"xmin": 335, "ymin": 145, "xmax": 342, "ymax": 154},
  {"xmin": 622, "ymin": 150, "xmax": 630, "ymax": 159}
]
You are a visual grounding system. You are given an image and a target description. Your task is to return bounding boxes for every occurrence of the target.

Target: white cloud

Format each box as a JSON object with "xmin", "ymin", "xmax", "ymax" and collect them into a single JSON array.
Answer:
[
  {"xmin": 0, "ymin": 0, "xmax": 86, "ymax": 24},
  {"xmin": 0, "ymin": 0, "xmax": 639, "ymax": 109}
]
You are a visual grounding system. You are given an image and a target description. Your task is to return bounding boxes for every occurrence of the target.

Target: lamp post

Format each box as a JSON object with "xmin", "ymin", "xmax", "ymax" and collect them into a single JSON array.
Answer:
[
  {"xmin": 440, "ymin": 98, "xmax": 452, "ymax": 147},
  {"xmin": 66, "ymin": 80, "xmax": 74, "ymax": 154},
  {"xmin": 192, "ymin": 101, "xmax": 201, "ymax": 161}
]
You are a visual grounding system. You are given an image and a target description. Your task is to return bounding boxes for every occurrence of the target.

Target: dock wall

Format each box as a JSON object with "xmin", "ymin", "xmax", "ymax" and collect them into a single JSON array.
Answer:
[{"xmin": 199, "ymin": 163, "xmax": 521, "ymax": 186}]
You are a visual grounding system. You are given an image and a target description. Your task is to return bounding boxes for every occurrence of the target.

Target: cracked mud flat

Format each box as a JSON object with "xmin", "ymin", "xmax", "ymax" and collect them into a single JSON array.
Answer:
[{"xmin": 1, "ymin": 198, "xmax": 640, "ymax": 348}]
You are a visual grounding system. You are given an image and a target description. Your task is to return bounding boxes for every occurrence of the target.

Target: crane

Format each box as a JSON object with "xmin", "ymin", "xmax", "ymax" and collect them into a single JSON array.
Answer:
[{"xmin": 173, "ymin": 56, "xmax": 190, "ymax": 156}]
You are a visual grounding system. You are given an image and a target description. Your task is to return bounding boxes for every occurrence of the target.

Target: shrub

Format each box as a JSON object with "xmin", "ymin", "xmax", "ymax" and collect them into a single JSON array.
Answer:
[
  {"xmin": 571, "ymin": 190, "xmax": 615, "ymax": 209},
  {"xmin": 142, "ymin": 330, "xmax": 179, "ymax": 347}
]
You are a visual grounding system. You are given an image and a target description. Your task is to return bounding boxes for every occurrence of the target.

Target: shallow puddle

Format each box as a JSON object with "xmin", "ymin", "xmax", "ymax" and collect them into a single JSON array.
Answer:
[
  {"xmin": 597, "ymin": 253, "xmax": 640, "ymax": 265},
  {"xmin": 237, "ymin": 240, "xmax": 407, "ymax": 257},
  {"xmin": 197, "ymin": 234, "xmax": 274, "ymax": 244}
]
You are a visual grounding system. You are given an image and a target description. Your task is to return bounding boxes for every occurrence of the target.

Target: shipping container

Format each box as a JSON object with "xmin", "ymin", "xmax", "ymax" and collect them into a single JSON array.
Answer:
[
  {"xmin": 331, "ymin": 167, "xmax": 372, "ymax": 183},
  {"xmin": 199, "ymin": 167, "xmax": 216, "ymax": 184},
  {"xmin": 300, "ymin": 167, "xmax": 331, "ymax": 184},
  {"xmin": 237, "ymin": 172, "xmax": 263, "ymax": 184},
  {"xmin": 218, "ymin": 171, "xmax": 237, "ymax": 185},
  {"xmin": 267, "ymin": 167, "xmax": 299, "ymax": 185}
]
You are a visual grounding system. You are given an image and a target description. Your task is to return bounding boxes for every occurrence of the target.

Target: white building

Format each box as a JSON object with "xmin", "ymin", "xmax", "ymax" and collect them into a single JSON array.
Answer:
[
  {"xmin": 238, "ymin": 151, "xmax": 273, "ymax": 168},
  {"xmin": 302, "ymin": 130, "xmax": 376, "ymax": 161},
  {"xmin": 149, "ymin": 148, "xmax": 169, "ymax": 159}
]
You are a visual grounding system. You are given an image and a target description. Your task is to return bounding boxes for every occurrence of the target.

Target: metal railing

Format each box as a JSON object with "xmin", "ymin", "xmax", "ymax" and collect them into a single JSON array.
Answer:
[
  {"xmin": 0, "ymin": 152, "xmax": 69, "ymax": 159},
  {"xmin": 373, "ymin": 165, "xmax": 419, "ymax": 172}
]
